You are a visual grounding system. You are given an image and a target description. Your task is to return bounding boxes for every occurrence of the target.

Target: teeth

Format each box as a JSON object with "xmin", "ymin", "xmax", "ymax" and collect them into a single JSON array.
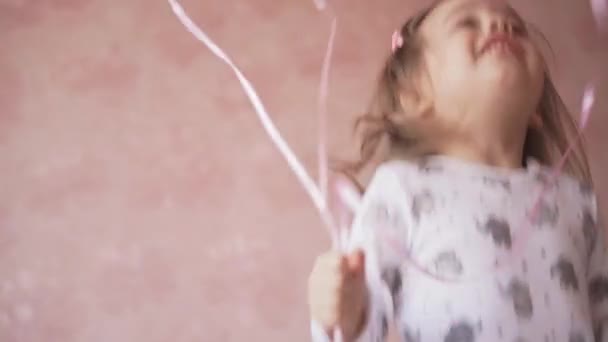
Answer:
[{"xmin": 485, "ymin": 42, "xmax": 512, "ymax": 54}]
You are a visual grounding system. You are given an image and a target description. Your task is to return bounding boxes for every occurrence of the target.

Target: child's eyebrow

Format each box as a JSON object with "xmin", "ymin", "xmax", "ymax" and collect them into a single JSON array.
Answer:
[
  {"xmin": 443, "ymin": 2, "xmax": 524, "ymax": 25},
  {"xmin": 443, "ymin": 2, "xmax": 474, "ymax": 22},
  {"xmin": 504, "ymin": 7, "xmax": 527, "ymax": 26}
]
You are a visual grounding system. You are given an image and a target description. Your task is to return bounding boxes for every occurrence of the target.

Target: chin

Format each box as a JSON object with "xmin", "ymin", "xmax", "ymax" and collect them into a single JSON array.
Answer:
[
  {"xmin": 470, "ymin": 78, "xmax": 536, "ymax": 113},
  {"xmin": 486, "ymin": 90, "xmax": 535, "ymax": 116},
  {"xmin": 477, "ymin": 55, "xmax": 536, "ymax": 90},
  {"xmin": 480, "ymin": 67, "xmax": 536, "ymax": 94}
]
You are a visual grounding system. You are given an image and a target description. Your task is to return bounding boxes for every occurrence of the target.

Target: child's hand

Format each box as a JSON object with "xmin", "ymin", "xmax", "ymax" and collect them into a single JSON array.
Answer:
[{"xmin": 308, "ymin": 249, "xmax": 368, "ymax": 341}]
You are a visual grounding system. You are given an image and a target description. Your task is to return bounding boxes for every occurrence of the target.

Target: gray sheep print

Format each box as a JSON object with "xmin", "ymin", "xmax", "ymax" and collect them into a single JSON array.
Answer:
[{"xmin": 311, "ymin": 156, "xmax": 608, "ymax": 342}]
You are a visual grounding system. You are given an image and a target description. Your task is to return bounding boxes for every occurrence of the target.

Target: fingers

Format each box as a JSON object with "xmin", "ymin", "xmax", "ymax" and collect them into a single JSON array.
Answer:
[
  {"xmin": 308, "ymin": 251, "xmax": 343, "ymax": 326},
  {"xmin": 309, "ymin": 250, "xmax": 365, "ymax": 281},
  {"xmin": 308, "ymin": 250, "xmax": 367, "ymax": 330},
  {"xmin": 312, "ymin": 251, "xmax": 345, "ymax": 275},
  {"xmin": 346, "ymin": 249, "xmax": 365, "ymax": 275}
]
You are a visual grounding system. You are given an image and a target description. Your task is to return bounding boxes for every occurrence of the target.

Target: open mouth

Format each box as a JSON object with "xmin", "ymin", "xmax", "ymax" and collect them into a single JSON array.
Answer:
[{"xmin": 479, "ymin": 34, "xmax": 523, "ymax": 57}]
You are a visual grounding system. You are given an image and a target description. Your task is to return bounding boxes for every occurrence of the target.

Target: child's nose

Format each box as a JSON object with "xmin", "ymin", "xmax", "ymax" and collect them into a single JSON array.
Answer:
[{"xmin": 488, "ymin": 15, "xmax": 513, "ymax": 35}]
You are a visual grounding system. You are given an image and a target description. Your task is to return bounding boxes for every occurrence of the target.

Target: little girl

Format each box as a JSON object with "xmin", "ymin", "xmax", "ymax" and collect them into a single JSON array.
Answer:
[{"xmin": 307, "ymin": 0, "xmax": 606, "ymax": 341}]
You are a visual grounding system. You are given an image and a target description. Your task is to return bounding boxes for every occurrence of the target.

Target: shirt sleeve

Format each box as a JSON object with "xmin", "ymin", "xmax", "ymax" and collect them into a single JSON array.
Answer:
[
  {"xmin": 311, "ymin": 163, "xmax": 412, "ymax": 342},
  {"xmin": 586, "ymin": 194, "xmax": 608, "ymax": 341}
]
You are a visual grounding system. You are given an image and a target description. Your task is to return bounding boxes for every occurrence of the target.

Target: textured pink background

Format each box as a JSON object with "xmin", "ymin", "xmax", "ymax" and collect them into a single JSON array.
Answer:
[{"xmin": 0, "ymin": 0, "xmax": 606, "ymax": 341}]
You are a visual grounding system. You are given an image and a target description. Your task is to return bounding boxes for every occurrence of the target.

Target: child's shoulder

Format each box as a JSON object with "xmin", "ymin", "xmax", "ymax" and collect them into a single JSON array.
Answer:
[
  {"xmin": 369, "ymin": 156, "xmax": 470, "ymax": 184},
  {"xmin": 365, "ymin": 158, "xmax": 431, "ymax": 194},
  {"xmin": 526, "ymin": 162, "xmax": 599, "ymax": 218},
  {"xmin": 370, "ymin": 158, "xmax": 425, "ymax": 183},
  {"xmin": 371, "ymin": 158, "xmax": 599, "ymax": 213},
  {"xmin": 535, "ymin": 162, "xmax": 595, "ymax": 195}
]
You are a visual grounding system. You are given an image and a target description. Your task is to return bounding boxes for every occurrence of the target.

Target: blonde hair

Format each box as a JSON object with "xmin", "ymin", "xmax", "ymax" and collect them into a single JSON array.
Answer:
[{"xmin": 335, "ymin": 1, "xmax": 592, "ymax": 187}]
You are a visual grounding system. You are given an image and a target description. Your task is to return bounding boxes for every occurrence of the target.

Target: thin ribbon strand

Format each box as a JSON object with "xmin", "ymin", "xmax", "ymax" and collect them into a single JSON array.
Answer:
[
  {"xmin": 318, "ymin": 17, "xmax": 337, "ymax": 212},
  {"xmin": 167, "ymin": 0, "xmax": 342, "ymax": 247},
  {"xmin": 382, "ymin": 85, "xmax": 596, "ymax": 283},
  {"xmin": 315, "ymin": 4, "xmax": 347, "ymax": 341},
  {"xmin": 167, "ymin": 0, "xmax": 600, "ymax": 291},
  {"xmin": 591, "ymin": 0, "xmax": 608, "ymax": 31},
  {"xmin": 168, "ymin": 1, "xmax": 351, "ymax": 339},
  {"xmin": 506, "ymin": 85, "xmax": 596, "ymax": 262}
]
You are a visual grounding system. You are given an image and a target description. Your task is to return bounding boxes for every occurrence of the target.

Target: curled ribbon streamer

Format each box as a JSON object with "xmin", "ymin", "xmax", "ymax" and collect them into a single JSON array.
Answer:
[
  {"xmin": 335, "ymin": 177, "xmax": 362, "ymax": 213},
  {"xmin": 506, "ymin": 85, "xmax": 596, "ymax": 259},
  {"xmin": 166, "ymin": 0, "xmax": 342, "ymax": 246},
  {"xmin": 318, "ymin": 17, "xmax": 337, "ymax": 219},
  {"xmin": 169, "ymin": 0, "xmax": 598, "ymax": 328},
  {"xmin": 315, "ymin": 3, "xmax": 347, "ymax": 341},
  {"xmin": 313, "ymin": 0, "xmax": 327, "ymax": 11},
  {"xmin": 314, "ymin": 3, "xmax": 352, "ymax": 341},
  {"xmin": 168, "ymin": 0, "xmax": 351, "ymax": 338},
  {"xmin": 591, "ymin": 0, "xmax": 608, "ymax": 31},
  {"xmin": 581, "ymin": 85, "xmax": 596, "ymax": 126}
]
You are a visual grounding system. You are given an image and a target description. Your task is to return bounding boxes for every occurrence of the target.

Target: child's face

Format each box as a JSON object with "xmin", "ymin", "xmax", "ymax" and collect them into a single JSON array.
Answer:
[{"xmin": 417, "ymin": 0, "xmax": 545, "ymax": 133}]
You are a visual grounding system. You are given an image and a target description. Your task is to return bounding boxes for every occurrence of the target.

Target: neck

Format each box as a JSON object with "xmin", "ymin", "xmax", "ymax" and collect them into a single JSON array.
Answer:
[{"xmin": 437, "ymin": 125, "xmax": 527, "ymax": 169}]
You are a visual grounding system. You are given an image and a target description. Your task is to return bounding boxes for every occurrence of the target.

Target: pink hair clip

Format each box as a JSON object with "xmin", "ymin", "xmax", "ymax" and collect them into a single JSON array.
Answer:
[{"xmin": 391, "ymin": 30, "xmax": 404, "ymax": 52}]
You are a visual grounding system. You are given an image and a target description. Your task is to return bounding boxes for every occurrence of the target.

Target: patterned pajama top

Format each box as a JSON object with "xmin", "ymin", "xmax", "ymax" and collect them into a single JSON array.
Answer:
[{"xmin": 311, "ymin": 156, "xmax": 608, "ymax": 342}]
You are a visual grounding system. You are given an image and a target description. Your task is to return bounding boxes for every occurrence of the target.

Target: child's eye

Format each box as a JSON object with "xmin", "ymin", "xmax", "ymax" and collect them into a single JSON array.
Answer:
[
  {"xmin": 458, "ymin": 17, "xmax": 479, "ymax": 29},
  {"xmin": 511, "ymin": 22, "xmax": 528, "ymax": 36}
]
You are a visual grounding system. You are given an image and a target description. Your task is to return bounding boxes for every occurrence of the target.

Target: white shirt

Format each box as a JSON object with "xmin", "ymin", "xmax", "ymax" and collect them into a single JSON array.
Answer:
[{"xmin": 311, "ymin": 156, "xmax": 607, "ymax": 342}]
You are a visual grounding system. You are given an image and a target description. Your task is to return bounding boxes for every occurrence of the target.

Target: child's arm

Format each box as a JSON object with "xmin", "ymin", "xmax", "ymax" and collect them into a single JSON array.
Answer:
[
  {"xmin": 587, "ymin": 195, "xmax": 608, "ymax": 341},
  {"xmin": 310, "ymin": 164, "xmax": 408, "ymax": 342}
]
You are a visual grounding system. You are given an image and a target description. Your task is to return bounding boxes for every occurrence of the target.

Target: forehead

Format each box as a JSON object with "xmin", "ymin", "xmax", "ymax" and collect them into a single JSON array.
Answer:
[{"xmin": 421, "ymin": 0, "xmax": 520, "ymax": 30}]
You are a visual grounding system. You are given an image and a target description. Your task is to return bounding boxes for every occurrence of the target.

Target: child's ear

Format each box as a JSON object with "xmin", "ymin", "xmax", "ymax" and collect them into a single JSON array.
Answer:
[
  {"xmin": 529, "ymin": 113, "xmax": 544, "ymax": 130},
  {"xmin": 398, "ymin": 78, "xmax": 434, "ymax": 119},
  {"xmin": 400, "ymin": 93, "xmax": 433, "ymax": 119}
]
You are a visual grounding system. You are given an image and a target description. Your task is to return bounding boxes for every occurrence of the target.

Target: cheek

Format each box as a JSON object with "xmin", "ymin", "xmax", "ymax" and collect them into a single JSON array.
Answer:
[
  {"xmin": 527, "ymin": 50, "xmax": 545, "ymax": 96},
  {"xmin": 426, "ymin": 43, "xmax": 475, "ymax": 92},
  {"xmin": 525, "ymin": 44, "xmax": 543, "ymax": 73}
]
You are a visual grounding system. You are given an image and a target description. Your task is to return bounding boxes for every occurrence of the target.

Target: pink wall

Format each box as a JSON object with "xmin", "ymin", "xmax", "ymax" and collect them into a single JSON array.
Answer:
[{"xmin": 0, "ymin": 0, "xmax": 606, "ymax": 341}]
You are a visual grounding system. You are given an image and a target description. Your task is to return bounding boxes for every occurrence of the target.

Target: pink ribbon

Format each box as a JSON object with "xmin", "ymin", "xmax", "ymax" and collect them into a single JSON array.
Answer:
[
  {"xmin": 168, "ymin": 0, "xmax": 600, "ymax": 335},
  {"xmin": 383, "ymin": 85, "xmax": 596, "ymax": 283},
  {"xmin": 167, "ymin": 0, "xmax": 600, "ymax": 287},
  {"xmin": 499, "ymin": 85, "xmax": 595, "ymax": 269},
  {"xmin": 166, "ymin": 0, "xmax": 352, "ymax": 247},
  {"xmin": 591, "ymin": 0, "xmax": 608, "ymax": 31},
  {"xmin": 167, "ymin": 2, "xmax": 358, "ymax": 340}
]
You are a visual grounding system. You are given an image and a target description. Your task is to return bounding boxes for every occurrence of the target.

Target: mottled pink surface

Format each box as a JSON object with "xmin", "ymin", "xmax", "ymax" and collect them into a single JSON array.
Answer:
[{"xmin": 0, "ymin": 0, "xmax": 606, "ymax": 341}]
